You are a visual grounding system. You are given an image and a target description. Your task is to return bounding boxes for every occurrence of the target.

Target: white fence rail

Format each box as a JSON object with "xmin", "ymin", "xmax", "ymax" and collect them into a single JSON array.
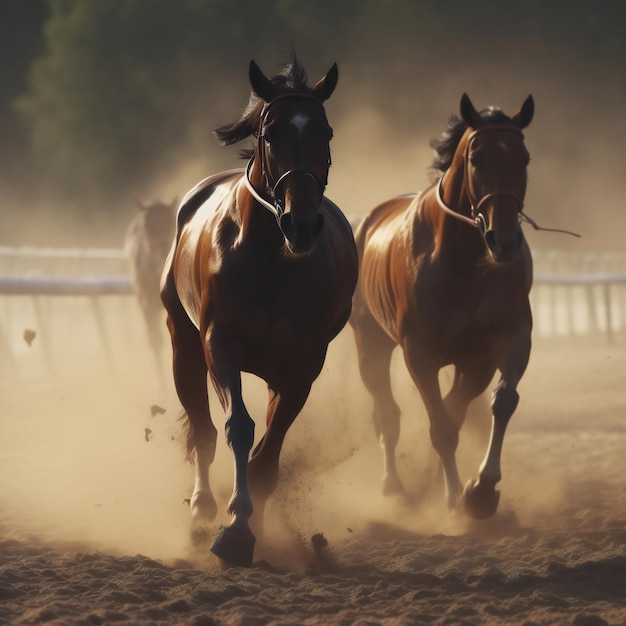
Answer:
[
  {"xmin": 0, "ymin": 276, "xmax": 133, "ymax": 296},
  {"xmin": 0, "ymin": 247, "xmax": 135, "ymax": 377},
  {"xmin": 0, "ymin": 245, "xmax": 128, "ymax": 280},
  {"xmin": 0, "ymin": 246, "xmax": 126, "ymax": 260},
  {"xmin": 0, "ymin": 247, "xmax": 624, "ymax": 378},
  {"xmin": 531, "ymin": 251, "xmax": 626, "ymax": 342}
]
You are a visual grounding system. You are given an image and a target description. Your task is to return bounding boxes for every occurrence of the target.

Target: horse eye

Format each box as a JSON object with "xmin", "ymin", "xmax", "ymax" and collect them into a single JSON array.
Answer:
[
  {"xmin": 262, "ymin": 128, "xmax": 277, "ymax": 144},
  {"xmin": 469, "ymin": 154, "xmax": 481, "ymax": 168}
]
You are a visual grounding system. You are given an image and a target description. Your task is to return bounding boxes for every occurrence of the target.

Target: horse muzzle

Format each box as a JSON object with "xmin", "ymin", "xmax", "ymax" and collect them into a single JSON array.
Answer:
[
  {"xmin": 483, "ymin": 226, "xmax": 523, "ymax": 263},
  {"xmin": 279, "ymin": 211, "xmax": 325, "ymax": 256},
  {"xmin": 274, "ymin": 169, "xmax": 326, "ymax": 255},
  {"xmin": 474, "ymin": 193, "xmax": 524, "ymax": 264}
]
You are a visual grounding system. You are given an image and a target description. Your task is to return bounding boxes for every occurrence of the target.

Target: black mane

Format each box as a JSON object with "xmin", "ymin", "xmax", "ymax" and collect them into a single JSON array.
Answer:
[
  {"xmin": 214, "ymin": 52, "xmax": 317, "ymax": 159},
  {"xmin": 429, "ymin": 107, "xmax": 512, "ymax": 181}
]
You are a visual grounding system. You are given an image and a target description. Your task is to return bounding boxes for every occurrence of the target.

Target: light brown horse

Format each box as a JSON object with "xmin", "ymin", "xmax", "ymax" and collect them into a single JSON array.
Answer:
[
  {"xmin": 125, "ymin": 198, "xmax": 177, "ymax": 376},
  {"xmin": 350, "ymin": 94, "xmax": 534, "ymax": 519},
  {"xmin": 161, "ymin": 56, "xmax": 358, "ymax": 566}
]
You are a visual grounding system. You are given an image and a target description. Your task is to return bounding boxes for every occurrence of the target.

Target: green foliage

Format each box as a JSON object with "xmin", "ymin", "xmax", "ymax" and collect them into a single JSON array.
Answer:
[
  {"xmin": 16, "ymin": 0, "xmax": 289, "ymax": 204},
  {"xmin": 11, "ymin": 0, "xmax": 626, "ymax": 217}
]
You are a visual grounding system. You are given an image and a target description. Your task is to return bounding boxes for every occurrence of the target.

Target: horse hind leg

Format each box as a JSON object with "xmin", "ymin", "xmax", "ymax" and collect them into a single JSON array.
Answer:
[
  {"xmin": 162, "ymin": 291, "xmax": 218, "ymax": 540},
  {"xmin": 421, "ymin": 367, "xmax": 482, "ymax": 498},
  {"xmin": 144, "ymin": 303, "xmax": 166, "ymax": 384},
  {"xmin": 351, "ymin": 317, "xmax": 404, "ymax": 496},
  {"xmin": 401, "ymin": 343, "xmax": 464, "ymax": 510}
]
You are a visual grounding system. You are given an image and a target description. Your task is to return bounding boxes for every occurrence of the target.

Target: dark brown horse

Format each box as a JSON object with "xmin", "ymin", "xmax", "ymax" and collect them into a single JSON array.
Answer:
[
  {"xmin": 160, "ymin": 57, "xmax": 358, "ymax": 566},
  {"xmin": 350, "ymin": 94, "xmax": 534, "ymax": 519},
  {"xmin": 125, "ymin": 198, "xmax": 177, "ymax": 376}
]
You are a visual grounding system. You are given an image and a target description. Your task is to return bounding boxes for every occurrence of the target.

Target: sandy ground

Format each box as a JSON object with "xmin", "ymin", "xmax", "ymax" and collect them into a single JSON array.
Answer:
[{"xmin": 0, "ymin": 305, "xmax": 625, "ymax": 625}]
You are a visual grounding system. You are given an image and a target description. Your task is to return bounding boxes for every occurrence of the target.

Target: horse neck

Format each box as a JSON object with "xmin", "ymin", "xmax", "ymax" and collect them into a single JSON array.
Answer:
[
  {"xmin": 236, "ymin": 160, "xmax": 285, "ymax": 253},
  {"xmin": 423, "ymin": 160, "xmax": 485, "ymax": 267},
  {"xmin": 442, "ymin": 148, "xmax": 472, "ymax": 217}
]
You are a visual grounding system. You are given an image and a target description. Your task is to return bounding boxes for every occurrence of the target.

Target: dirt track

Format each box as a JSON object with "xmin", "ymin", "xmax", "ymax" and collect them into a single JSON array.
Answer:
[{"xmin": 0, "ymin": 331, "xmax": 625, "ymax": 625}]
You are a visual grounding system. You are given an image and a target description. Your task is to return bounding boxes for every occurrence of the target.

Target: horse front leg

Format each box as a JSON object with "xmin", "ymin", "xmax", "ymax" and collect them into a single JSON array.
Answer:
[
  {"xmin": 462, "ymin": 324, "xmax": 531, "ymax": 519},
  {"xmin": 206, "ymin": 335, "xmax": 256, "ymax": 567}
]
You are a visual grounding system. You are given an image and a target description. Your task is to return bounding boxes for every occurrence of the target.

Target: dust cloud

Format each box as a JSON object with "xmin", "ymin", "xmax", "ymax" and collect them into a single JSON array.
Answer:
[
  {"xmin": 1, "ymin": 300, "xmax": 434, "ymax": 565},
  {"xmin": 0, "ymin": 52, "xmax": 625, "ymax": 570},
  {"xmin": 1, "ymin": 281, "xmax": 612, "ymax": 571},
  {"xmin": 3, "ymin": 50, "xmax": 625, "ymax": 255}
]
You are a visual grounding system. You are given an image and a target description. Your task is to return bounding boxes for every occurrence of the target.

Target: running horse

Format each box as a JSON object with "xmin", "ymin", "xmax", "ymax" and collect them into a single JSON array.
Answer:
[
  {"xmin": 350, "ymin": 94, "xmax": 534, "ymax": 519},
  {"xmin": 161, "ymin": 56, "xmax": 358, "ymax": 566},
  {"xmin": 125, "ymin": 198, "xmax": 177, "ymax": 377}
]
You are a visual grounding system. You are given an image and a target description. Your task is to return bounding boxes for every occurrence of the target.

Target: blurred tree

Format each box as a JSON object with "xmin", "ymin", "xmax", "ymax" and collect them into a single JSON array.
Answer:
[
  {"xmin": 0, "ymin": 1, "xmax": 48, "ymax": 115},
  {"xmin": 9, "ymin": 0, "xmax": 626, "ymax": 224},
  {"xmin": 15, "ymin": 0, "xmax": 291, "ymax": 210},
  {"xmin": 0, "ymin": 1, "xmax": 48, "ymax": 195}
]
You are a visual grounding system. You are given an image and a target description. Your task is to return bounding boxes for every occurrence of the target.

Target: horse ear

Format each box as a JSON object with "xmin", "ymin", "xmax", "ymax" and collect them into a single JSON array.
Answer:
[
  {"xmin": 249, "ymin": 60, "xmax": 277, "ymax": 103},
  {"xmin": 313, "ymin": 63, "xmax": 338, "ymax": 102},
  {"xmin": 460, "ymin": 93, "xmax": 483, "ymax": 129},
  {"xmin": 511, "ymin": 95, "xmax": 534, "ymax": 129}
]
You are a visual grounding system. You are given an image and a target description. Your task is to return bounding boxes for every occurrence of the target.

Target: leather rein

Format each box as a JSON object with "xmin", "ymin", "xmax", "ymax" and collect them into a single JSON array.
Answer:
[
  {"xmin": 436, "ymin": 125, "xmax": 580, "ymax": 238},
  {"xmin": 243, "ymin": 93, "xmax": 328, "ymax": 222}
]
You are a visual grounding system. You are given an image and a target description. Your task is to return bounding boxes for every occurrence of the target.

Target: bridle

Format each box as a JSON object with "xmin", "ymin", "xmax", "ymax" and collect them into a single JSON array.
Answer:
[
  {"xmin": 243, "ymin": 93, "xmax": 329, "ymax": 223},
  {"xmin": 436, "ymin": 125, "xmax": 525, "ymax": 235},
  {"xmin": 435, "ymin": 125, "xmax": 581, "ymax": 238}
]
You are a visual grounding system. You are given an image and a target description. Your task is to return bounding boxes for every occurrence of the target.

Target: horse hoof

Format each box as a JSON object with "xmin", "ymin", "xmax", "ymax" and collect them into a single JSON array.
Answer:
[
  {"xmin": 190, "ymin": 490, "xmax": 217, "ymax": 524},
  {"xmin": 461, "ymin": 479, "xmax": 500, "ymax": 520},
  {"xmin": 210, "ymin": 524, "xmax": 256, "ymax": 568},
  {"xmin": 382, "ymin": 475, "xmax": 406, "ymax": 497}
]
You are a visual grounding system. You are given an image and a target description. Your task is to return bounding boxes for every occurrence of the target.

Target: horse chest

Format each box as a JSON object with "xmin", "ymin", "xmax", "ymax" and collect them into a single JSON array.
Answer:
[
  {"xmin": 417, "ymin": 271, "xmax": 522, "ymax": 358},
  {"xmin": 211, "ymin": 255, "xmax": 338, "ymax": 357}
]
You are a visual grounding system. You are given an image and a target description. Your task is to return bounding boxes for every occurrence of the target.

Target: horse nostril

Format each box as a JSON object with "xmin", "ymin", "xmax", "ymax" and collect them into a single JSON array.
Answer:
[
  {"xmin": 279, "ymin": 213, "xmax": 296, "ymax": 240},
  {"xmin": 484, "ymin": 230, "xmax": 499, "ymax": 254},
  {"xmin": 315, "ymin": 214, "xmax": 324, "ymax": 235},
  {"xmin": 484, "ymin": 228, "xmax": 522, "ymax": 262},
  {"xmin": 279, "ymin": 211, "xmax": 322, "ymax": 255}
]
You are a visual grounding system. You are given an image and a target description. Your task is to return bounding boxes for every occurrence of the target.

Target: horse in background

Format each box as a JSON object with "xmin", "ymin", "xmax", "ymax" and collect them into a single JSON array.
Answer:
[
  {"xmin": 350, "ymin": 94, "xmax": 534, "ymax": 520},
  {"xmin": 160, "ymin": 55, "xmax": 358, "ymax": 566},
  {"xmin": 124, "ymin": 198, "xmax": 177, "ymax": 377}
]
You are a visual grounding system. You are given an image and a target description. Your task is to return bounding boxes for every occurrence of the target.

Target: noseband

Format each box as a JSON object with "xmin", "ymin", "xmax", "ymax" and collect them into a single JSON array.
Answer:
[
  {"xmin": 436, "ymin": 125, "xmax": 524, "ymax": 235},
  {"xmin": 244, "ymin": 93, "xmax": 329, "ymax": 222}
]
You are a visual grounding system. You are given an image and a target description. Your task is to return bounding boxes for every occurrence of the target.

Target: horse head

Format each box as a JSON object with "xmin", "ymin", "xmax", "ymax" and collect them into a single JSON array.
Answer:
[
  {"xmin": 247, "ymin": 59, "xmax": 338, "ymax": 256},
  {"xmin": 458, "ymin": 93, "xmax": 534, "ymax": 263},
  {"xmin": 135, "ymin": 198, "xmax": 178, "ymax": 262}
]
